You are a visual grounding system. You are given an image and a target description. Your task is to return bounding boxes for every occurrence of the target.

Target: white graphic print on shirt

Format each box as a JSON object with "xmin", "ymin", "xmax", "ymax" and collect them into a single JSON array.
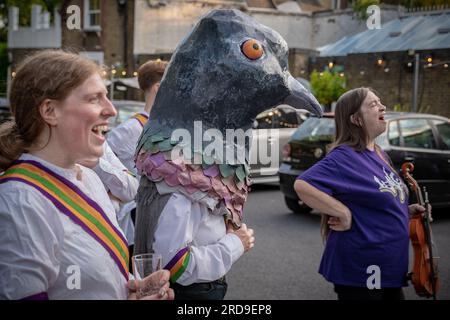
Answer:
[{"xmin": 373, "ymin": 167, "xmax": 407, "ymax": 204}]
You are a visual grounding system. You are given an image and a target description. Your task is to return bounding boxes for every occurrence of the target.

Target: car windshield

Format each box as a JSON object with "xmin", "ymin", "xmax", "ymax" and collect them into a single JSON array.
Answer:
[{"xmin": 291, "ymin": 117, "xmax": 335, "ymax": 141}]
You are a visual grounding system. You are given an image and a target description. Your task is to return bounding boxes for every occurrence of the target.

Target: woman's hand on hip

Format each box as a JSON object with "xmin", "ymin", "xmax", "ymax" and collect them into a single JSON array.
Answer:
[{"xmin": 327, "ymin": 211, "xmax": 352, "ymax": 231}]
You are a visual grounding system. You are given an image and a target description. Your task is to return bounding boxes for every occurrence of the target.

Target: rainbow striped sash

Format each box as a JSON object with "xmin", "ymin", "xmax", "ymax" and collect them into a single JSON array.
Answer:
[
  {"xmin": 164, "ymin": 247, "xmax": 191, "ymax": 282},
  {"xmin": 132, "ymin": 113, "xmax": 149, "ymax": 128},
  {"xmin": 0, "ymin": 160, "xmax": 129, "ymax": 280}
]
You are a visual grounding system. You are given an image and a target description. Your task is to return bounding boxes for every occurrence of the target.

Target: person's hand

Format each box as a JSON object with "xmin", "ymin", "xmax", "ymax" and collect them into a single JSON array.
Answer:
[
  {"xmin": 127, "ymin": 269, "xmax": 174, "ymax": 300},
  {"xmin": 227, "ymin": 223, "xmax": 255, "ymax": 252},
  {"xmin": 327, "ymin": 210, "xmax": 352, "ymax": 232},
  {"xmin": 409, "ymin": 203, "xmax": 433, "ymax": 222}
]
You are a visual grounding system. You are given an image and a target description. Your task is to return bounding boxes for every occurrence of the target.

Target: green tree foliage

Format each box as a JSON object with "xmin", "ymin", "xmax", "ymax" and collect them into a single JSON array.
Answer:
[
  {"xmin": 310, "ymin": 70, "xmax": 347, "ymax": 109},
  {"xmin": 352, "ymin": 0, "xmax": 381, "ymax": 21},
  {"xmin": 3, "ymin": 0, "xmax": 62, "ymax": 27},
  {"xmin": 0, "ymin": 1, "xmax": 61, "ymax": 97}
]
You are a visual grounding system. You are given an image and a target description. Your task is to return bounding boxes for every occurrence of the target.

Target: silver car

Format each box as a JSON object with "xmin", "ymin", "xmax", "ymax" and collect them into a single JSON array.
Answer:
[{"xmin": 249, "ymin": 105, "xmax": 309, "ymax": 184}]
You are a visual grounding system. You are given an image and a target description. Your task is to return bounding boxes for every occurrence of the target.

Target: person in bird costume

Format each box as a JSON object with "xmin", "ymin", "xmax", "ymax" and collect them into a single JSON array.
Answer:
[{"xmin": 134, "ymin": 9, "xmax": 323, "ymax": 300}]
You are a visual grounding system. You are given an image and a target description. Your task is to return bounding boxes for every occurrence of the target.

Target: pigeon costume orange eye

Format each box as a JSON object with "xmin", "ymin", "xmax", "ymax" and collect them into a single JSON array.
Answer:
[{"xmin": 241, "ymin": 39, "xmax": 264, "ymax": 60}]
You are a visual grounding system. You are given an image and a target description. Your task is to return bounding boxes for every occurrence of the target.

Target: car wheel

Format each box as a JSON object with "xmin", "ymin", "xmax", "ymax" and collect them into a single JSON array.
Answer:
[{"xmin": 284, "ymin": 196, "xmax": 312, "ymax": 214}]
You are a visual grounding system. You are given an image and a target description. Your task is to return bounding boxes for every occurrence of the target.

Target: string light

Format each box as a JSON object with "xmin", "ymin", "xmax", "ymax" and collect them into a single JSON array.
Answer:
[
  {"xmin": 133, "ymin": 71, "xmax": 138, "ymax": 77},
  {"xmin": 319, "ymin": 72, "xmax": 323, "ymax": 76},
  {"xmin": 121, "ymin": 71, "xmax": 127, "ymax": 76},
  {"xmin": 377, "ymin": 58, "xmax": 384, "ymax": 66},
  {"xmin": 444, "ymin": 64, "xmax": 449, "ymax": 68},
  {"xmin": 384, "ymin": 68, "xmax": 390, "ymax": 73},
  {"xmin": 328, "ymin": 61, "xmax": 334, "ymax": 69},
  {"xmin": 360, "ymin": 70, "xmax": 365, "ymax": 75},
  {"xmin": 111, "ymin": 69, "xmax": 117, "ymax": 75},
  {"xmin": 407, "ymin": 62, "xmax": 413, "ymax": 67},
  {"xmin": 11, "ymin": 72, "xmax": 16, "ymax": 78},
  {"xmin": 102, "ymin": 70, "xmax": 107, "ymax": 76},
  {"xmin": 339, "ymin": 72, "xmax": 345, "ymax": 77}
]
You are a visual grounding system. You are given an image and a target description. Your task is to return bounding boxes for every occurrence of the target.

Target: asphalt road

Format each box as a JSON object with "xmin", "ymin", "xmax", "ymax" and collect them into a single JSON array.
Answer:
[{"xmin": 225, "ymin": 185, "xmax": 450, "ymax": 300}]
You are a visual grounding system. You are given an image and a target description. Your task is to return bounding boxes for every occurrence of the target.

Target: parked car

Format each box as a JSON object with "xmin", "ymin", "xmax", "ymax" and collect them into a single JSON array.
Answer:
[
  {"xmin": 279, "ymin": 112, "xmax": 450, "ymax": 213},
  {"xmin": 249, "ymin": 104, "xmax": 309, "ymax": 184},
  {"xmin": 108, "ymin": 100, "xmax": 146, "ymax": 128}
]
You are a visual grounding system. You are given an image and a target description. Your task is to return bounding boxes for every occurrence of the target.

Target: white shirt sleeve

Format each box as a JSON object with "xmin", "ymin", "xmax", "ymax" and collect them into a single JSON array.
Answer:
[
  {"xmin": 92, "ymin": 142, "xmax": 139, "ymax": 203},
  {"xmin": 107, "ymin": 118, "xmax": 143, "ymax": 174},
  {"xmin": 0, "ymin": 186, "xmax": 64, "ymax": 300},
  {"xmin": 153, "ymin": 193, "xmax": 244, "ymax": 286}
]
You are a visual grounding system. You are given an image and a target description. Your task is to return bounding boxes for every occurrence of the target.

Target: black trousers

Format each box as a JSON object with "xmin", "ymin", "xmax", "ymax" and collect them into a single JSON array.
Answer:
[
  {"xmin": 171, "ymin": 278, "xmax": 227, "ymax": 300},
  {"xmin": 128, "ymin": 208, "xmax": 137, "ymax": 271},
  {"xmin": 334, "ymin": 285, "xmax": 405, "ymax": 301}
]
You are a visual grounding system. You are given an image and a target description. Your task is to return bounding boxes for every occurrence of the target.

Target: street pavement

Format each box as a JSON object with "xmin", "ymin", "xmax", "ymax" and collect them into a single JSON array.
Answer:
[{"xmin": 225, "ymin": 185, "xmax": 450, "ymax": 300}]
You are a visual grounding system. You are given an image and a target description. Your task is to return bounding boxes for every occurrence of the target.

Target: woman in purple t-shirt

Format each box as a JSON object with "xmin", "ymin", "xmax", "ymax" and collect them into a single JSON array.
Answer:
[{"xmin": 294, "ymin": 87, "xmax": 427, "ymax": 300}]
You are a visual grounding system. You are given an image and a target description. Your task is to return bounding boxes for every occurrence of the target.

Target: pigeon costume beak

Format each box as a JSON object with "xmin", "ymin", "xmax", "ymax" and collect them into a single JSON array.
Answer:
[{"xmin": 283, "ymin": 74, "xmax": 323, "ymax": 117}]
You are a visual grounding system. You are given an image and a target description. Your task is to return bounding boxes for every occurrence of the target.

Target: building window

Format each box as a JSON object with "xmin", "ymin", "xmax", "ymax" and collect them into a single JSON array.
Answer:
[
  {"xmin": 80, "ymin": 51, "xmax": 104, "ymax": 66},
  {"xmin": 333, "ymin": 0, "xmax": 341, "ymax": 10},
  {"xmin": 84, "ymin": 0, "xmax": 101, "ymax": 31}
]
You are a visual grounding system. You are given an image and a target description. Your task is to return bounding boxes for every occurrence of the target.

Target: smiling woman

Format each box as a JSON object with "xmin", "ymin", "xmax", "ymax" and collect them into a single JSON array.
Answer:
[
  {"xmin": 294, "ymin": 87, "xmax": 429, "ymax": 301},
  {"xmin": 0, "ymin": 50, "xmax": 105, "ymax": 170},
  {"xmin": 0, "ymin": 50, "xmax": 173, "ymax": 300}
]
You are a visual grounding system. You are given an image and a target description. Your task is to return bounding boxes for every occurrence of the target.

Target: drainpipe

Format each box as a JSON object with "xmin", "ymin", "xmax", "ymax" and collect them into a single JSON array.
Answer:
[{"xmin": 412, "ymin": 53, "xmax": 419, "ymax": 113}]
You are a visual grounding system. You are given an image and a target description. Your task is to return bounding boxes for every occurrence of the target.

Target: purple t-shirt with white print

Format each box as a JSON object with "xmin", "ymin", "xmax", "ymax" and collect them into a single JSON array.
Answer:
[{"xmin": 298, "ymin": 144, "xmax": 410, "ymax": 288}]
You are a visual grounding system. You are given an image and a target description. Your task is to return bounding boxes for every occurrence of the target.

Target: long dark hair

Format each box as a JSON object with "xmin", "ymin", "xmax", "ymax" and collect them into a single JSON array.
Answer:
[{"xmin": 332, "ymin": 87, "xmax": 372, "ymax": 152}]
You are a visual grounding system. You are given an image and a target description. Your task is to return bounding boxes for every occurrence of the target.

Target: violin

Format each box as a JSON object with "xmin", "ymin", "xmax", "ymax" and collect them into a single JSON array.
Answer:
[{"xmin": 401, "ymin": 162, "xmax": 439, "ymax": 299}]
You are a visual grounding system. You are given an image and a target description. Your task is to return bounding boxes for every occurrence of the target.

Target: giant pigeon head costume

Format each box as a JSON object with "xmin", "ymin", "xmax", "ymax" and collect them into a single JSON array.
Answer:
[{"xmin": 135, "ymin": 9, "xmax": 322, "ymax": 231}]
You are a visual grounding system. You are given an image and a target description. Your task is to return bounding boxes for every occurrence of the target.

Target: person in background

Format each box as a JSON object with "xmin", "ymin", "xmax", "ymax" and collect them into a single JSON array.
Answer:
[
  {"xmin": 107, "ymin": 59, "xmax": 169, "ymax": 258},
  {"xmin": 108, "ymin": 59, "xmax": 168, "ymax": 173}
]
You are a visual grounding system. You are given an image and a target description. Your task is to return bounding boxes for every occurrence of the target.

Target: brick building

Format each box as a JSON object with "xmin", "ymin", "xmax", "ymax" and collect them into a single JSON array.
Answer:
[
  {"xmin": 312, "ymin": 10, "xmax": 450, "ymax": 117},
  {"xmin": 7, "ymin": 0, "xmax": 402, "ymax": 100}
]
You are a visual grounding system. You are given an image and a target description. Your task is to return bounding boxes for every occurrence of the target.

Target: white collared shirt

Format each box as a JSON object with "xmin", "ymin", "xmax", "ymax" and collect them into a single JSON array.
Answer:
[
  {"xmin": 93, "ymin": 142, "xmax": 139, "ymax": 204},
  {"xmin": 107, "ymin": 112, "xmax": 148, "ymax": 174},
  {"xmin": 0, "ymin": 154, "xmax": 128, "ymax": 300},
  {"xmin": 153, "ymin": 192, "xmax": 244, "ymax": 286},
  {"xmin": 92, "ymin": 143, "xmax": 139, "ymax": 245}
]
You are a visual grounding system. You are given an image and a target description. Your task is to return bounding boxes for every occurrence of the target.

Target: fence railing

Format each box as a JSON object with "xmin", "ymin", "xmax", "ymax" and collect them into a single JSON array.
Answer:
[{"xmin": 406, "ymin": 4, "xmax": 450, "ymax": 13}]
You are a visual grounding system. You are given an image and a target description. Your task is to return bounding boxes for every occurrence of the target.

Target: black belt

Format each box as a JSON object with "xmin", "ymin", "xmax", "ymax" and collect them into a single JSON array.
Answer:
[
  {"xmin": 171, "ymin": 276, "xmax": 226, "ymax": 289},
  {"xmin": 170, "ymin": 277, "xmax": 227, "ymax": 300}
]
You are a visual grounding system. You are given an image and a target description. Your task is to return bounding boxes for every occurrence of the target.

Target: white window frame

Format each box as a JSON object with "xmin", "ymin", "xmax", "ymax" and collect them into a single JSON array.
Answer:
[
  {"xmin": 79, "ymin": 51, "xmax": 104, "ymax": 66},
  {"xmin": 333, "ymin": 0, "xmax": 341, "ymax": 10},
  {"xmin": 84, "ymin": 0, "xmax": 101, "ymax": 31}
]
